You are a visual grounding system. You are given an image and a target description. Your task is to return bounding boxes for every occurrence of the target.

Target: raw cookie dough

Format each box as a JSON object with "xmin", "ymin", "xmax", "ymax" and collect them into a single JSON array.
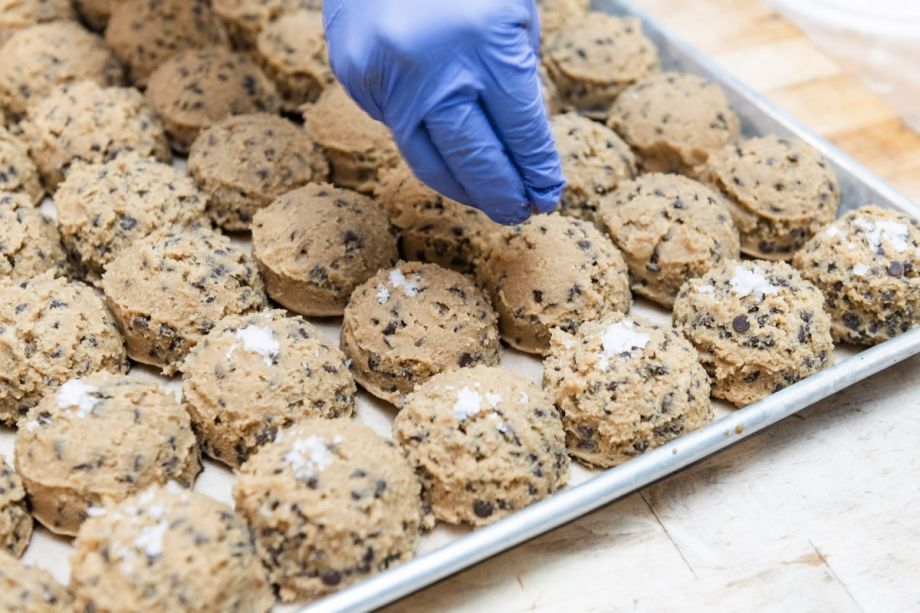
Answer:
[
  {"xmin": 551, "ymin": 111, "xmax": 637, "ymax": 223},
  {"xmin": 105, "ymin": 0, "xmax": 229, "ymax": 87},
  {"xmin": 375, "ymin": 163, "xmax": 499, "ymax": 275},
  {"xmin": 793, "ymin": 205, "xmax": 920, "ymax": 345},
  {"xmin": 0, "ymin": 462, "xmax": 32, "ymax": 557},
  {"xmin": 102, "ymin": 229, "xmax": 266, "ymax": 374},
  {"xmin": 544, "ymin": 314, "xmax": 713, "ymax": 468},
  {"xmin": 341, "ymin": 261, "xmax": 501, "ymax": 406},
  {"xmin": 234, "ymin": 418, "xmax": 424, "ymax": 601},
  {"xmin": 394, "ymin": 365, "xmax": 569, "ymax": 526},
  {"xmin": 71, "ymin": 484, "xmax": 274, "ymax": 613},
  {"xmin": 0, "ymin": 0, "xmax": 76, "ymax": 47},
  {"xmin": 252, "ymin": 184, "xmax": 398, "ymax": 316},
  {"xmin": 182, "ymin": 309, "xmax": 357, "ymax": 467},
  {"xmin": 0, "ymin": 274, "xmax": 127, "ymax": 426},
  {"xmin": 0, "ymin": 21, "xmax": 123, "ymax": 120},
  {"xmin": 187, "ymin": 113, "xmax": 327, "ymax": 230},
  {"xmin": 22, "ymin": 80, "xmax": 171, "ymax": 189},
  {"xmin": 543, "ymin": 13, "xmax": 659, "ymax": 116},
  {"xmin": 55, "ymin": 153, "xmax": 207, "ymax": 284},
  {"xmin": 0, "ymin": 550, "xmax": 73, "ymax": 612},
  {"xmin": 597, "ymin": 173, "xmax": 741, "ymax": 307},
  {"xmin": 478, "ymin": 214, "xmax": 631, "ymax": 355},
  {"xmin": 608, "ymin": 72, "xmax": 741, "ymax": 174},
  {"xmin": 699, "ymin": 135, "xmax": 840, "ymax": 260},
  {"xmin": 213, "ymin": 0, "xmax": 321, "ymax": 48},
  {"xmin": 0, "ymin": 128, "xmax": 43, "ymax": 204},
  {"xmin": 256, "ymin": 9, "xmax": 333, "ymax": 111},
  {"xmin": 0, "ymin": 192, "xmax": 69, "ymax": 281},
  {"xmin": 537, "ymin": 0, "xmax": 589, "ymax": 36},
  {"xmin": 303, "ymin": 84, "xmax": 401, "ymax": 195},
  {"xmin": 146, "ymin": 47, "xmax": 281, "ymax": 153},
  {"xmin": 72, "ymin": 0, "xmax": 120, "ymax": 30},
  {"xmin": 673, "ymin": 260, "xmax": 834, "ymax": 406}
]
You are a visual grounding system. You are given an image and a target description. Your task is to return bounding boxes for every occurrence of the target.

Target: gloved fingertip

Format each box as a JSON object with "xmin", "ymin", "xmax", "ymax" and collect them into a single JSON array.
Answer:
[
  {"xmin": 527, "ymin": 180, "xmax": 566, "ymax": 214},
  {"xmin": 484, "ymin": 200, "xmax": 532, "ymax": 226}
]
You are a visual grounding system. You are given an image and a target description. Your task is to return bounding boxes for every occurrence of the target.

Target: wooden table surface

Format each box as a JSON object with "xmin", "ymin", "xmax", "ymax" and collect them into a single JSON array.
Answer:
[{"xmin": 389, "ymin": 1, "xmax": 920, "ymax": 610}]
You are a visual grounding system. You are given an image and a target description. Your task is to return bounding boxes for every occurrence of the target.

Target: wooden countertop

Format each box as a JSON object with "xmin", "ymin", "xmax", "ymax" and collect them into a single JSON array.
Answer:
[{"xmin": 389, "ymin": 1, "xmax": 920, "ymax": 610}]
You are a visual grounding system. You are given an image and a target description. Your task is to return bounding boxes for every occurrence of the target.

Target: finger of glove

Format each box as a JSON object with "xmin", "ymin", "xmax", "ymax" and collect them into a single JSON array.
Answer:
[
  {"xmin": 425, "ymin": 99, "xmax": 533, "ymax": 225},
  {"xmin": 397, "ymin": 126, "xmax": 474, "ymax": 207}
]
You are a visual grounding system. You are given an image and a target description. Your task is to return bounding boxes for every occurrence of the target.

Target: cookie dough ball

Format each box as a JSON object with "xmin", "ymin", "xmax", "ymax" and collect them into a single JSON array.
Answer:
[
  {"xmin": 699, "ymin": 135, "xmax": 841, "ymax": 260},
  {"xmin": 544, "ymin": 314, "xmax": 713, "ymax": 467},
  {"xmin": 303, "ymin": 84, "xmax": 400, "ymax": 194},
  {"xmin": 72, "ymin": 0, "xmax": 120, "ymax": 30},
  {"xmin": 146, "ymin": 47, "xmax": 281, "ymax": 153},
  {"xmin": 0, "ymin": 463, "xmax": 32, "ymax": 558},
  {"xmin": 551, "ymin": 112, "xmax": 637, "ymax": 223},
  {"xmin": 0, "ymin": 22, "xmax": 123, "ymax": 121},
  {"xmin": 182, "ymin": 310, "xmax": 356, "ymax": 467},
  {"xmin": 234, "ymin": 418, "xmax": 424, "ymax": 601},
  {"xmin": 0, "ymin": 275, "xmax": 127, "ymax": 425},
  {"xmin": 102, "ymin": 229, "xmax": 266, "ymax": 374},
  {"xmin": 0, "ymin": 128, "xmax": 42, "ymax": 204},
  {"xmin": 543, "ymin": 14, "xmax": 659, "ymax": 117},
  {"xmin": 608, "ymin": 72, "xmax": 741, "ymax": 174},
  {"xmin": 394, "ymin": 365, "xmax": 569, "ymax": 526},
  {"xmin": 0, "ymin": 551, "xmax": 73, "ymax": 612},
  {"xmin": 478, "ymin": 214, "xmax": 631, "ymax": 355},
  {"xmin": 187, "ymin": 113, "xmax": 327, "ymax": 230},
  {"xmin": 0, "ymin": 192, "xmax": 69, "ymax": 281},
  {"xmin": 0, "ymin": 0, "xmax": 76, "ymax": 47},
  {"xmin": 673, "ymin": 260, "xmax": 834, "ymax": 406},
  {"xmin": 22, "ymin": 81, "xmax": 171, "ymax": 189},
  {"xmin": 597, "ymin": 173, "xmax": 741, "ymax": 307},
  {"xmin": 537, "ymin": 0, "xmax": 589, "ymax": 36},
  {"xmin": 213, "ymin": 0, "xmax": 321, "ymax": 48},
  {"xmin": 71, "ymin": 484, "xmax": 274, "ymax": 613},
  {"xmin": 256, "ymin": 9, "xmax": 333, "ymax": 111},
  {"xmin": 105, "ymin": 0, "xmax": 229, "ymax": 87},
  {"xmin": 342, "ymin": 261, "xmax": 501, "ymax": 406},
  {"xmin": 55, "ymin": 153, "xmax": 207, "ymax": 284},
  {"xmin": 252, "ymin": 184, "xmax": 398, "ymax": 316},
  {"xmin": 794, "ymin": 205, "xmax": 920, "ymax": 345},
  {"xmin": 15, "ymin": 373, "xmax": 201, "ymax": 535}
]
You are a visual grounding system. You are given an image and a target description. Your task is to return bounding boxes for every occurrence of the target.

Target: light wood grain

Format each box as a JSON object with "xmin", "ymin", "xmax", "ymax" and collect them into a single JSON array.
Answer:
[{"xmin": 389, "ymin": 1, "xmax": 920, "ymax": 610}]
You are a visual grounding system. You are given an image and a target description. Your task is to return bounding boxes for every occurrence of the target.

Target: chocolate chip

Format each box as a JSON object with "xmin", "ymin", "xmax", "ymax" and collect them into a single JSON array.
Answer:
[
  {"xmin": 732, "ymin": 315, "xmax": 750, "ymax": 333},
  {"xmin": 458, "ymin": 352, "xmax": 474, "ymax": 367},
  {"xmin": 888, "ymin": 261, "xmax": 904, "ymax": 277},
  {"xmin": 321, "ymin": 571, "xmax": 342, "ymax": 586},
  {"xmin": 473, "ymin": 500, "xmax": 494, "ymax": 518}
]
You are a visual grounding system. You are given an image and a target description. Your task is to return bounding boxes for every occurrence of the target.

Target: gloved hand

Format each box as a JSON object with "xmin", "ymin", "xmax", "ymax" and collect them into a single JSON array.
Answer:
[{"xmin": 323, "ymin": 0, "xmax": 565, "ymax": 224}]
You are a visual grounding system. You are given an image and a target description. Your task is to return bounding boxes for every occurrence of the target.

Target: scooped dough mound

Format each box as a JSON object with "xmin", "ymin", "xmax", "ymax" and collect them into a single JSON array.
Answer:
[
  {"xmin": 0, "ymin": 0, "xmax": 76, "ymax": 47},
  {"xmin": 0, "ymin": 462, "xmax": 32, "ymax": 558},
  {"xmin": 72, "ymin": 0, "xmax": 118, "ymax": 30},
  {"xmin": 537, "ymin": 0, "xmax": 590, "ymax": 35},
  {"xmin": 0, "ymin": 192, "xmax": 69, "ymax": 281},
  {"xmin": 0, "ymin": 550, "xmax": 73, "ymax": 612},
  {"xmin": 212, "ymin": 0, "xmax": 322, "ymax": 48},
  {"xmin": 0, "ymin": 127, "xmax": 43, "ymax": 204}
]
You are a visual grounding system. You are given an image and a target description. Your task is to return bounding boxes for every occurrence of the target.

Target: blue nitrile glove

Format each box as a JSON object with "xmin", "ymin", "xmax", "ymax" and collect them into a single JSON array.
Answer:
[{"xmin": 323, "ymin": 0, "xmax": 565, "ymax": 225}]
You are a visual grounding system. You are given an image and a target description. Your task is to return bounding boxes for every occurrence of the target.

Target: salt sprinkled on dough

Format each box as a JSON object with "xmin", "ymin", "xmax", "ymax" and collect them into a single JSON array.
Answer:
[
  {"xmin": 854, "ymin": 217, "xmax": 910, "ymax": 253},
  {"xmin": 561, "ymin": 337, "xmax": 575, "ymax": 349},
  {"xmin": 24, "ymin": 420, "xmax": 39, "ymax": 432},
  {"xmin": 233, "ymin": 325, "xmax": 280, "ymax": 366},
  {"xmin": 598, "ymin": 320, "xmax": 650, "ymax": 370},
  {"xmin": 697, "ymin": 284, "xmax": 715, "ymax": 295},
  {"xmin": 376, "ymin": 284, "xmax": 390, "ymax": 304},
  {"xmin": 134, "ymin": 520, "xmax": 169, "ymax": 558},
  {"xmin": 85, "ymin": 506, "xmax": 106, "ymax": 518},
  {"xmin": 484, "ymin": 393, "xmax": 502, "ymax": 409},
  {"xmin": 388, "ymin": 268, "xmax": 420, "ymax": 297},
  {"xmin": 852, "ymin": 263, "xmax": 869, "ymax": 277},
  {"xmin": 284, "ymin": 436, "xmax": 334, "ymax": 480},
  {"xmin": 57, "ymin": 379, "xmax": 101, "ymax": 418},
  {"xmin": 729, "ymin": 265, "xmax": 779, "ymax": 300},
  {"xmin": 518, "ymin": 391, "xmax": 529, "ymax": 405},
  {"xmin": 452, "ymin": 387, "xmax": 482, "ymax": 421},
  {"xmin": 824, "ymin": 225, "xmax": 841, "ymax": 238}
]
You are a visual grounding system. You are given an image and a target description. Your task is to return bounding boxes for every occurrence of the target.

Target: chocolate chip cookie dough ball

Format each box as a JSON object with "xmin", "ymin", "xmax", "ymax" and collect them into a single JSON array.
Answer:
[
  {"xmin": 342, "ymin": 262, "xmax": 501, "ymax": 406},
  {"xmin": 15, "ymin": 373, "xmax": 201, "ymax": 536},
  {"xmin": 234, "ymin": 418, "xmax": 424, "ymax": 601},
  {"xmin": 256, "ymin": 9, "xmax": 332, "ymax": 111},
  {"xmin": 22, "ymin": 81, "xmax": 171, "ymax": 189},
  {"xmin": 187, "ymin": 113, "xmax": 327, "ymax": 230},
  {"xmin": 376, "ymin": 163, "xmax": 499, "ymax": 275},
  {"xmin": 105, "ymin": 0, "xmax": 229, "ymax": 87},
  {"xmin": 0, "ymin": 128, "xmax": 43, "ymax": 204},
  {"xmin": 71, "ymin": 484, "xmax": 274, "ymax": 613},
  {"xmin": 213, "ymin": 0, "xmax": 321, "ymax": 48},
  {"xmin": 55, "ymin": 154, "xmax": 207, "ymax": 284},
  {"xmin": 597, "ymin": 173, "xmax": 741, "ymax": 307},
  {"xmin": 543, "ymin": 14, "xmax": 659, "ymax": 117},
  {"xmin": 303, "ymin": 84, "xmax": 401, "ymax": 194},
  {"xmin": 699, "ymin": 135, "xmax": 840, "ymax": 260},
  {"xmin": 252, "ymin": 184, "xmax": 398, "ymax": 316},
  {"xmin": 0, "ymin": 551, "xmax": 73, "ymax": 612},
  {"xmin": 673, "ymin": 260, "xmax": 834, "ymax": 406},
  {"xmin": 608, "ymin": 72, "xmax": 741, "ymax": 174},
  {"xmin": 102, "ymin": 229, "xmax": 265, "ymax": 374},
  {"xmin": 0, "ymin": 463, "xmax": 31, "ymax": 558},
  {"xmin": 0, "ymin": 0, "xmax": 76, "ymax": 47},
  {"xmin": 0, "ymin": 192, "xmax": 69, "ymax": 281},
  {"xmin": 551, "ymin": 112, "xmax": 637, "ymax": 223},
  {"xmin": 537, "ymin": 0, "xmax": 589, "ymax": 36},
  {"xmin": 794, "ymin": 205, "xmax": 920, "ymax": 345},
  {"xmin": 394, "ymin": 366, "xmax": 568, "ymax": 526},
  {"xmin": 72, "ymin": 0, "xmax": 120, "ymax": 30},
  {"xmin": 545, "ymin": 314, "xmax": 712, "ymax": 468},
  {"xmin": 182, "ymin": 310, "xmax": 356, "ymax": 467},
  {"xmin": 478, "ymin": 214, "xmax": 631, "ymax": 355},
  {"xmin": 0, "ymin": 275, "xmax": 127, "ymax": 425},
  {"xmin": 146, "ymin": 47, "xmax": 280, "ymax": 153}
]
